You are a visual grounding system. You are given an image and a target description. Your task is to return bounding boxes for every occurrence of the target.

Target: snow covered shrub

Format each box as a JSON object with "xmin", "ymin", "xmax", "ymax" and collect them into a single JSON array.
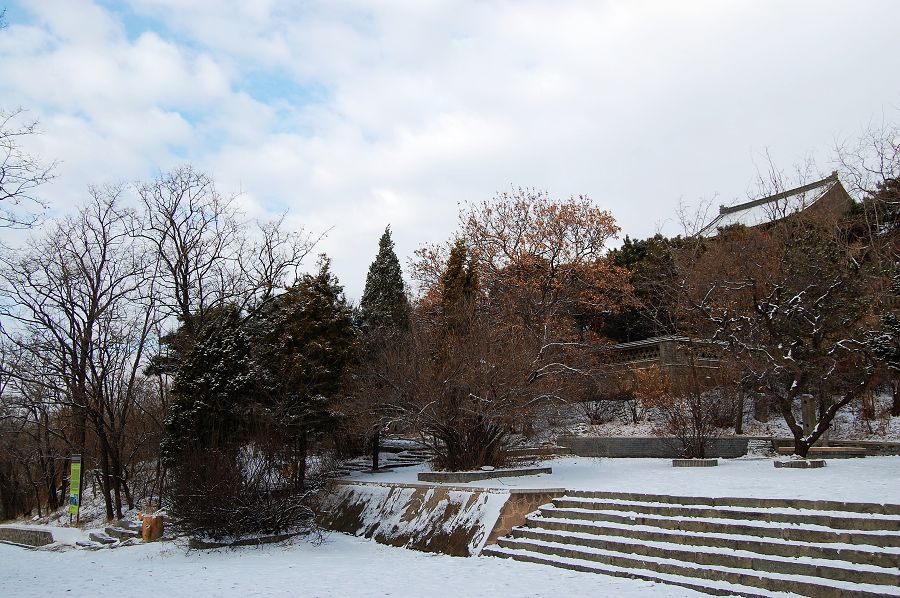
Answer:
[
  {"xmin": 634, "ymin": 364, "xmax": 725, "ymax": 459},
  {"xmin": 579, "ymin": 400, "xmax": 618, "ymax": 425},
  {"xmin": 585, "ymin": 370, "xmax": 649, "ymax": 425},
  {"xmin": 167, "ymin": 442, "xmax": 332, "ymax": 541}
]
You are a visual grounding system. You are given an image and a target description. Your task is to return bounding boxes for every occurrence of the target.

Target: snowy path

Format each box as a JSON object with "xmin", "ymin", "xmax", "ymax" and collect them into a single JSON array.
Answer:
[
  {"xmin": 347, "ymin": 456, "xmax": 900, "ymax": 503},
  {"xmin": 0, "ymin": 532, "xmax": 710, "ymax": 597}
]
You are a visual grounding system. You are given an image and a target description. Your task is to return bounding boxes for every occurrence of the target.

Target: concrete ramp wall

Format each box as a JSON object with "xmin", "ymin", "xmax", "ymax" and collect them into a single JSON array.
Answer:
[{"xmin": 319, "ymin": 481, "xmax": 562, "ymax": 557}]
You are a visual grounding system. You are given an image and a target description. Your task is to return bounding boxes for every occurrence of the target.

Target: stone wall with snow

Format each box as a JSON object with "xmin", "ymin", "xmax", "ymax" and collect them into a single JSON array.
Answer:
[{"xmin": 319, "ymin": 481, "xmax": 511, "ymax": 556}]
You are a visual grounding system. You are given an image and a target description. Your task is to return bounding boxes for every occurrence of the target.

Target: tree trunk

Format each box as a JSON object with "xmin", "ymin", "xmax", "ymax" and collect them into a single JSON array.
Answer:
[
  {"xmin": 892, "ymin": 379, "xmax": 900, "ymax": 417},
  {"xmin": 371, "ymin": 428, "xmax": 380, "ymax": 471},
  {"xmin": 109, "ymin": 449, "xmax": 125, "ymax": 519},
  {"xmin": 98, "ymin": 442, "xmax": 114, "ymax": 520},
  {"xmin": 120, "ymin": 474, "xmax": 134, "ymax": 510},
  {"xmin": 295, "ymin": 431, "xmax": 308, "ymax": 491}
]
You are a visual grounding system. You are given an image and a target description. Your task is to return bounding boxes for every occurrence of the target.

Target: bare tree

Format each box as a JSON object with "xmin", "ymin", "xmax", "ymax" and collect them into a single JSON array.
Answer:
[
  {"xmin": 139, "ymin": 166, "xmax": 322, "ymax": 330},
  {"xmin": 0, "ymin": 186, "xmax": 158, "ymax": 518},
  {"xmin": 836, "ymin": 119, "xmax": 900, "ymax": 200},
  {"xmin": 138, "ymin": 166, "xmax": 243, "ymax": 330},
  {"xmin": 685, "ymin": 220, "xmax": 876, "ymax": 457},
  {"xmin": 0, "ymin": 108, "xmax": 57, "ymax": 228}
]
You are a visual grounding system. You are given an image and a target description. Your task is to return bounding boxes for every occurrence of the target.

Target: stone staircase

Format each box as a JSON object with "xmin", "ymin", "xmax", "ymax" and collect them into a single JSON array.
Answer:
[
  {"xmin": 483, "ymin": 490, "xmax": 900, "ymax": 597},
  {"xmin": 335, "ymin": 444, "xmax": 433, "ymax": 476},
  {"xmin": 745, "ymin": 439, "xmax": 775, "ymax": 457}
]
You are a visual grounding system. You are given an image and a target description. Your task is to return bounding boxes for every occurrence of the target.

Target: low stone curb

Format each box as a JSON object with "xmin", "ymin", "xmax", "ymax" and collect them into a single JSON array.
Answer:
[
  {"xmin": 105, "ymin": 526, "xmax": 140, "ymax": 540},
  {"xmin": 188, "ymin": 532, "xmax": 299, "ymax": 550},
  {"xmin": 774, "ymin": 459, "xmax": 827, "ymax": 469},
  {"xmin": 88, "ymin": 532, "xmax": 117, "ymax": 545},
  {"xmin": 672, "ymin": 459, "xmax": 718, "ymax": 467},
  {"xmin": 418, "ymin": 466, "xmax": 552, "ymax": 483}
]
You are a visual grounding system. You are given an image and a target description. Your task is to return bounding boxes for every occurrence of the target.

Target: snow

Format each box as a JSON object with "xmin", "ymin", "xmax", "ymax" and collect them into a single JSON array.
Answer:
[
  {"xmin": 533, "ymin": 516, "xmax": 900, "ymax": 555},
  {"xmin": 347, "ymin": 456, "xmax": 900, "ymax": 504},
  {"xmin": 485, "ymin": 547, "xmax": 799, "ymax": 598},
  {"xmin": 324, "ymin": 482, "xmax": 509, "ymax": 554},
  {"xmin": 6, "ymin": 456, "xmax": 899, "ymax": 597},
  {"xmin": 520, "ymin": 528, "xmax": 898, "ymax": 575},
  {"xmin": 499, "ymin": 536, "xmax": 900, "ymax": 596},
  {"xmin": 563, "ymin": 392, "xmax": 900, "ymax": 441},
  {"xmin": 0, "ymin": 523, "xmax": 92, "ymax": 545},
  {"xmin": 0, "ymin": 532, "xmax": 710, "ymax": 598}
]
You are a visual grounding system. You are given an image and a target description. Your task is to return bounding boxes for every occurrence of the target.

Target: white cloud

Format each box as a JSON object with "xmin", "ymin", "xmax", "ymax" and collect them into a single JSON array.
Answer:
[{"xmin": 1, "ymin": 0, "xmax": 899, "ymax": 297}]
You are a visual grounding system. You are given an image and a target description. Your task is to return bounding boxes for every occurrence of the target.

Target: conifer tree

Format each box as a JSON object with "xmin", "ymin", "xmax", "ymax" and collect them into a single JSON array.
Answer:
[
  {"xmin": 360, "ymin": 226, "xmax": 410, "ymax": 332},
  {"xmin": 256, "ymin": 255, "xmax": 357, "ymax": 488},
  {"xmin": 162, "ymin": 305, "xmax": 254, "ymax": 461},
  {"xmin": 358, "ymin": 227, "xmax": 409, "ymax": 469},
  {"xmin": 870, "ymin": 268, "xmax": 900, "ymax": 416},
  {"xmin": 440, "ymin": 238, "xmax": 478, "ymax": 334}
]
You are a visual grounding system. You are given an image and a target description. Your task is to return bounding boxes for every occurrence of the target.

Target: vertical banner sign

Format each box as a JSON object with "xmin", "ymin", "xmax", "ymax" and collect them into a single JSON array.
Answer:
[{"xmin": 69, "ymin": 455, "xmax": 82, "ymax": 518}]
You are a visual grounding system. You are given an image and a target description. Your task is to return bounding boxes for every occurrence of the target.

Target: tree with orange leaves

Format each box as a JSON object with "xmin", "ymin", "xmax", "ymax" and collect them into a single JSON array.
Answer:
[{"xmin": 413, "ymin": 188, "xmax": 630, "ymax": 385}]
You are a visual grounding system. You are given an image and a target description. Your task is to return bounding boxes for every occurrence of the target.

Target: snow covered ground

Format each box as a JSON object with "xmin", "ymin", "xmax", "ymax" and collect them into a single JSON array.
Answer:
[
  {"xmin": 347, "ymin": 456, "xmax": 900, "ymax": 504},
  {"xmin": 562, "ymin": 393, "xmax": 900, "ymax": 441},
  {"xmin": 5, "ymin": 457, "xmax": 899, "ymax": 597},
  {"xmin": 0, "ymin": 532, "xmax": 709, "ymax": 598}
]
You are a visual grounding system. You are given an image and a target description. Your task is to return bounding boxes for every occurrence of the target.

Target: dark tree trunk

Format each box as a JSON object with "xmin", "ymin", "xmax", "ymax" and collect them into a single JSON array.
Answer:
[
  {"xmin": 98, "ymin": 442, "xmax": 114, "ymax": 520},
  {"xmin": 371, "ymin": 428, "xmax": 380, "ymax": 471},
  {"xmin": 121, "ymin": 477, "xmax": 134, "ymax": 510},
  {"xmin": 294, "ymin": 431, "xmax": 308, "ymax": 491},
  {"xmin": 892, "ymin": 379, "xmax": 900, "ymax": 417},
  {"xmin": 734, "ymin": 390, "xmax": 744, "ymax": 435}
]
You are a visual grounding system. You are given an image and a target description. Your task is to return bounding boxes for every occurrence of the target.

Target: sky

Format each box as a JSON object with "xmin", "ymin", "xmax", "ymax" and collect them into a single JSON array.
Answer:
[{"xmin": 1, "ymin": 0, "xmax": 899, "ymax": 299}]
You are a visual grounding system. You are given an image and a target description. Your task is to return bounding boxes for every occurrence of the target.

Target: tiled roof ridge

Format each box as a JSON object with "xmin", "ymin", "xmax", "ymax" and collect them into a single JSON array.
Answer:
[{"xmin": 718, "ymin": 171, "xmax": 838, "ymax": 216}]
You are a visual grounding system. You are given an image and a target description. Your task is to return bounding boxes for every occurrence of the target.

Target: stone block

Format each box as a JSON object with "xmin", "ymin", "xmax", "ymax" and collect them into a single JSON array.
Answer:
[
  {"xmin": 774, "ymin": 459, "xmax": 827, "ymax": 469},
  {"xmin": 672, "ymin": 459, "xmax": 718, "ymax": 467}
]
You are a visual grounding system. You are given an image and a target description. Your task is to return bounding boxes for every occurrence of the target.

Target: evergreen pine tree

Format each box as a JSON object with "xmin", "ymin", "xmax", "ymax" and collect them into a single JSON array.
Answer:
[
  {"xmin": 360, "ymin": 226, "xmax": 410, "ymax": 332},
  {"xmin": 871, "ymin": 268, "xmax": 900, "ymax": 416},
  {"xmin": 255, "ymin": 255, "xmax": 357, "ymax": 488},
  {"xmin": 440, "ymin": 238, "xmax": 478, "ymax": 334},
  {"xmin": 162, "ymin": 305, "xmax": 254, "ymax": 462}
]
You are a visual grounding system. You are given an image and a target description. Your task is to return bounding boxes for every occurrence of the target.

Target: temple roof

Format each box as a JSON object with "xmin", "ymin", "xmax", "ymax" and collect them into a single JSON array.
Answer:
[{"xmin": 698, "ymin": 172, "xmax": 840, "ymax": 237}]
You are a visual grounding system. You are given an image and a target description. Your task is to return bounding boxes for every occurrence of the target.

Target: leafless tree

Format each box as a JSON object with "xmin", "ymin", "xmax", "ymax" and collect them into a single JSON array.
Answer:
[
  {"xmin": 684, "ymin": 220, "xmax": 876, "ymax": 457},
  {"xmin": 138, "ymin": 166, "xmax": 322, "ymax": 331},
  {"xmin": 0, "ymin": 108, "xmax": 57, "ymax": 228},
  {"xmin": 0, "ymin": 186, "xmax": 158, "ymax": 519}
]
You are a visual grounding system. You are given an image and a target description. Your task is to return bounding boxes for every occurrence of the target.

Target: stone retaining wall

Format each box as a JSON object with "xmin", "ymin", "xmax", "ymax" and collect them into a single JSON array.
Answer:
[
  {"xmin": 557, "ymin": 436, "xmax": 750, "ymax": 458},
  {"xmin": 484, "ymin": 490, "xmax": 564, "ymax": 546},
  {"xmin": 772, "ymin": 438, "xmax": 900, "ymax": 456},
  {"xmin": 0, "ymin": 526, "xmax": 54, "ymax": 547},
  {"xmin": 319, "ymin": 481, "xmax": 564, "ymax": 556}
]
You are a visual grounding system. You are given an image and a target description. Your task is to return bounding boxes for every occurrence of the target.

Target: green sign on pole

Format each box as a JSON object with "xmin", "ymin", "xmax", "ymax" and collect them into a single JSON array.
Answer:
[{"xmin": 69, "ymin": 455, "xmax": 82, "ymax": 518}]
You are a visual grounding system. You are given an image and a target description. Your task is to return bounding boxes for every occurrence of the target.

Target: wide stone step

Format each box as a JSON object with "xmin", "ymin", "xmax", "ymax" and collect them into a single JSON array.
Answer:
[
  {"xmin": 493, "ymin": 536, "xmax": 900, "ymax": 598},
  {"xmin": 482, "ymin": 545, "xmax": 787, "ymax": 598},
  {"xmin": 565, "ymin": 490, "xmax": 900, "ymax": 516},
  {"xmin": 105, "ymin": 526, "xmax": 140, "ymax": 541},
  {"xmin": 538, "ymin": 507, "xmax": 900, "ymax": 548},
  {"xmin": 527, "ymin": 517, "xmax": 900, "ymax": 569},
  {"xmin": 88, "ymin": 532, "xmax": 117, "ymax": 545},
  {"xmin": 510, "ymin": 527, "xmax": 900, "ymax": 587},
  {"xmin": 552, "ymin": 497, "xmax": 900, "ymax": 532}
]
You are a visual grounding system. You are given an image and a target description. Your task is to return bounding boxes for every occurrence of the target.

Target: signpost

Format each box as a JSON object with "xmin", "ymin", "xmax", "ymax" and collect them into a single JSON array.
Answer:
[{"xmin": 69, "ymin": 454, "xmax": 82, "ymax": 523}]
